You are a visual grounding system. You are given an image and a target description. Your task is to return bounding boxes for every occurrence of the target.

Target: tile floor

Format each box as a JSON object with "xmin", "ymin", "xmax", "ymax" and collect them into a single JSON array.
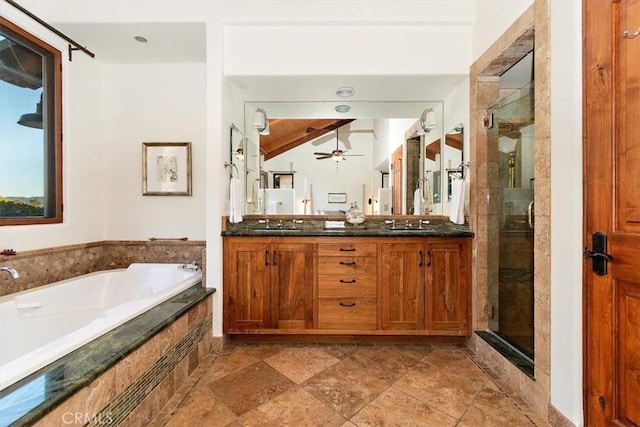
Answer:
[{"xmin": 151, "ymin": 344, "xmax": 549, "ymax": 426}]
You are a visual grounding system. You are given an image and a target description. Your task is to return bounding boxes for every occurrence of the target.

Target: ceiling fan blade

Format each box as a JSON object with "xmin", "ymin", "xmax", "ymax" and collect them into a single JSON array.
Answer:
[
  {"xmin": 344, "ymin": 154, "xmax": 364, "ymax": 157},
  {"xmin": 313, "ymin": 152, "xmax": 332, "ymax": 156},
  {"xmin": 315, "ymin": 155, "xmax": 333, "ymax": 160}
]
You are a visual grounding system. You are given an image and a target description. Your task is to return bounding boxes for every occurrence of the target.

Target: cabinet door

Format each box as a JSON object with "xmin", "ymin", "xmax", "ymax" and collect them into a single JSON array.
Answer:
[
  {"xmin": 226, "ymin": 240, "xmax": 271, "ymax": 331},
  {"xmin": 271, "ymin": 242, "xmax": 314, "ymax": 329},
  {"xmin": 425, "ymin": 240, "xmax": 469, "ymax": 335},
  {"xmin": 380, "ymin": 243, "xmax": 425, "ymax": 330}
]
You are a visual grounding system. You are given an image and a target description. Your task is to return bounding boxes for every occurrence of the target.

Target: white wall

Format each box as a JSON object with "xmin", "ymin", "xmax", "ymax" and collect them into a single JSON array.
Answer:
[
  {"xmin": 472, "ymin": 1, "xmax": 534, "ymax": 60},
  {"xmin": 549, "ymin": 0, "xmax": 583, "ymax": 424},
  {"xmin": 101, "ymin": 63, "xmax": 206, "ymax": 240},
  {"xmin": 0, "ymin": 8, "xmax": 106, "ymax": 251}
]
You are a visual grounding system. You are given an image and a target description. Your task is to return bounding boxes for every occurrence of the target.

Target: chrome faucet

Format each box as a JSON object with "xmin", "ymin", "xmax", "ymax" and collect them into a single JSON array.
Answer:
[
  {"xmin": 1, "ymin": 266, "xmax": 19, "ymax": 279},
  {"xmin": 178, "ymin": 262, "xmax": 201, "ymax": 272}
]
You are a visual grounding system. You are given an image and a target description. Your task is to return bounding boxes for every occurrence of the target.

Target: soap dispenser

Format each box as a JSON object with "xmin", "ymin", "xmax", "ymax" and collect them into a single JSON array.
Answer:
[{"xmin": 346, "ymin": 202, "xmax": 365, "ymax": 225}]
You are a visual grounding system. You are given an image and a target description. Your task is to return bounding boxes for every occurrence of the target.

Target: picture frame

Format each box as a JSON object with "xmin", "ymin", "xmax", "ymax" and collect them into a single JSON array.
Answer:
[
  {"xmin": 273, "ymin": 172, "xmax": 294, "ymax": 189},
  {"xmin": 327, "ymin": 192, "xmax": 347, "ymax": 204},
  {"xmin": 142, "ymin": 142, "xmax": 192, "ymax": 196}
]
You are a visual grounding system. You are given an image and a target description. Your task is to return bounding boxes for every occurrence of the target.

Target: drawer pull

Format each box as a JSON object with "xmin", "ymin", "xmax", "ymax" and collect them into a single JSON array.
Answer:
[
  {"xmin": 264, "ymin": 250, "xmax": 269, "ymax": 266},
  {"xmin": 339, "ymin": 247, "xmax": 356, "ymax": 252},
  {"xmin": 339, "ymin": 261, "xmax": 357, "ymax": 266},
  {"xmin": 339, "ymin": 279, "xmax": 356, "ymax": 284},
  {"xmin": 339, "ymin": 302, "xmax": 356, "ymax": 307}
]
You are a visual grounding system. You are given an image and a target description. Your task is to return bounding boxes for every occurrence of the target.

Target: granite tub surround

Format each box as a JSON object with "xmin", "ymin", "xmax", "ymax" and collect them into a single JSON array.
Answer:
[
  {"xmin": 0, "ymin": 285, "xmax": 214, "ymax": 426},
  {"xmin": 0, "ymin": 240, "xmax": 206, "ymax": 297},
  {"xmin": 222, "ymin": 215, "xmax": 473, "ymax": 238}
]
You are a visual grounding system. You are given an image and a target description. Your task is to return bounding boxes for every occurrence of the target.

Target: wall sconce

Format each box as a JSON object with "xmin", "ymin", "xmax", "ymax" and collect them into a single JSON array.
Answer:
[
  {"xmin": 252, "ymin": 108, "xmax": 270, "ymax": 135},
  {"xmin": 419, "ymin": 108, "xmax": 437, "ymax": 133},
  {"xmin": 17, "ymin": 94, "xmax": 43, "ymax": 129}
]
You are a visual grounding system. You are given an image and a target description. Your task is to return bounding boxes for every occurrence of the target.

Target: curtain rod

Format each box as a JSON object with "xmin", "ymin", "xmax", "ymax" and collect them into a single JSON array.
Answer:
[{"xmin": 4, "ymin": 0, "xmax": 95, "ymax": 61}]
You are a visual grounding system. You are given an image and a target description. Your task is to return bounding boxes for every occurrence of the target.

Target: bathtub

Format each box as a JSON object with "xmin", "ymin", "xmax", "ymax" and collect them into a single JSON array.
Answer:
[{"xmin": 0, "ymin": 263, "xmax": 202, "ymax": 391}]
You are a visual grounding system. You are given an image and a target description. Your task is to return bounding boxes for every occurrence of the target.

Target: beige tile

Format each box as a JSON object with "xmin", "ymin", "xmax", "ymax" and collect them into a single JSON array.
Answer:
[
  {"xmin": 209, "ymin": 361, "xmax": 295, "ymax": 416},
  {"xmin": 200, "ymin": 345, "xmax": 283, "ymax": 384},
  {"xmin": 165, "ymin": 383, "xmax": 237, "ymax": 427},
  {"xmin": 343, "ymin": 347, "xmax": 422, "ymax": 385},
  {"xmin": 265, "ymin": 347, "xmax": 340, "ymax": 383},
  {"xmin": 460, "ymin": 386, "xmax": 535, "ymax": 426},
  {"xmin": 351, "ymin": 387, "xmax": 457, "ymax": 427},
  {"xmin": 302, "ymin": 360, "xmax": 388, "ymax": 418},
  {"xmin": 239, "ymin": 388, "xmax": 345, "ymax": 426},
  {"xmin": 393, "ymin": 352, "xmax": 489, "ymax": 419}
]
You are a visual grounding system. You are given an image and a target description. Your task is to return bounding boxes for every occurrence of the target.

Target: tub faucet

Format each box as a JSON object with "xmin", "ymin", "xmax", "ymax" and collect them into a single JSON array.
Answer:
[
  {"xmin": 1, "ymin": 266, "xmax": 19, "ymax": 279},
  {"xmin": 179, "ymin": 262, "xmax": 201, "ymax": 272}
]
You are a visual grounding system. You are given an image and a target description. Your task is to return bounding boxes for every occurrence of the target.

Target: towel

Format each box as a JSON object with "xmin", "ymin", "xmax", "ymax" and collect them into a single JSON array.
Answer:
[
  {"xmin": 229, "ymin": 177, "xmax": 243, "ymax": 223},
  {"xmin": 413, "ymin": 188, "xmax": 423, "ymax": 215},
  {"xmin": 449, "ymin": 177, "xmax": 466, "ymax": 224}
]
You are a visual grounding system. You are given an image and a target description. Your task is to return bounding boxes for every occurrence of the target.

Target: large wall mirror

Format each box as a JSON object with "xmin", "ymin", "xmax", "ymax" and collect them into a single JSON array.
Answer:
[{"xmin": 241, "ymin": 101, "xmax": 462, "ymax": 217}]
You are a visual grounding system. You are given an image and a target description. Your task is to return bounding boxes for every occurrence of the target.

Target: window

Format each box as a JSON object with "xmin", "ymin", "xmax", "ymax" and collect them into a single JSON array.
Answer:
[{"xmin": 0, "ymin": 17, "xmax": 62, "ymax": 225}]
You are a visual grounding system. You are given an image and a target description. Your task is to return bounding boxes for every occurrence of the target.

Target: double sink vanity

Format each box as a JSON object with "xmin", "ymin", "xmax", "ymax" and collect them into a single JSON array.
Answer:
[{"xmin": 222, "ymin": 216, "xmax": 473, "ymax": 340}]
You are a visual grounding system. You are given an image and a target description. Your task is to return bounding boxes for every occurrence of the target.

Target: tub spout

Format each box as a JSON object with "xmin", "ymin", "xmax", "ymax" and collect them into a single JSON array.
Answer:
[
  {"xmin": 178, "ymin": 262, "xmax": 201, "ymax": 272},
  {"xmin": 1, "ymin": 266, "xmax": 19, "ymax": 279}
]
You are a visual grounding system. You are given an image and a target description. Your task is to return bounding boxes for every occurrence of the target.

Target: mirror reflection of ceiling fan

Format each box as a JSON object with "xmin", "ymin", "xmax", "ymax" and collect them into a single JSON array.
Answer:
[{"xmin": 313, "ymin": 126, "xmax": 365, "ymax": 161}]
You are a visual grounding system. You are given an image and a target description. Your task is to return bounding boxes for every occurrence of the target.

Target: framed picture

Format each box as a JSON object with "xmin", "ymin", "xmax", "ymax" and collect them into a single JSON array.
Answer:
[
  {"xmin": 327, "ymin": 192, "xmax": 347, "ymax": 204},
  {"xmin": 273, "ymin": 172, "xmax": 294, "ymax": 189},
  {"xmin": 142, "ymin": 142, "xmax": 192, "ymax": 196}
]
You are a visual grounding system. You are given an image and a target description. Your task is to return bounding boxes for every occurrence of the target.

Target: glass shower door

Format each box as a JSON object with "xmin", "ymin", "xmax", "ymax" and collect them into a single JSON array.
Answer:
[{"xmin": 487, "ymin": 82, "xmax": 535, "ymax": 361}]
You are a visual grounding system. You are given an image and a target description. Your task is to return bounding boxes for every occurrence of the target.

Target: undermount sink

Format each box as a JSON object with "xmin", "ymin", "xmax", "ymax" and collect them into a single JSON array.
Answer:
[
  {"xmin": 251, "ymin": 228, "xmax": 303, "ymax": 233},
  {"xmin": 389, "ymin": 228, "xmax": 437, "ymax": 233}
]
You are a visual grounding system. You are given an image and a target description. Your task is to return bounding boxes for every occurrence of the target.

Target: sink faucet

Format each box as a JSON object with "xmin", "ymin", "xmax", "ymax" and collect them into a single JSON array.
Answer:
[
  {"xmin": 1, "ymin": 266, "xmax": 19, "ymax": 279},
  {"xmin": 385, "ymin": 219, "xmax": 397, "ymax": 229},
  {"xmin": 258, "ymin": 219, "xmax": 270, "ymax": 229}
]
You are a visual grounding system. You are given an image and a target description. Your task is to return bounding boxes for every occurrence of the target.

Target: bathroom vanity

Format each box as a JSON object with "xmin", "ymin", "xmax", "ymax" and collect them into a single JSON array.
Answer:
[{"xmin": 222, "ymin": 217, "xmax": 472, "ymax": 338}]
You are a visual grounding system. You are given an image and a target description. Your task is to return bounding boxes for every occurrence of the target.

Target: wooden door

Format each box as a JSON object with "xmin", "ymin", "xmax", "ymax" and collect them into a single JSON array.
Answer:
[
  {"xmin": 380, "ymin": 242, "xmax": 425, "ymax": 330},
  {"xmin": 225, "ymin": 240, "xmax": 271, "ymax": 331},
  {"xmin": 584, "ymin": 1, "xmax": 640, "ymax": 425},
  {"xmin": 270, "ymin": 242, "xmax": 314, "ymax": 329},
  {"xmin": 391, "ymin": 145, "xmax": 403, "ymax": 214},
  {"xmin": 425, "ymin": 240, "xmax": 469, "ymax": 335}
]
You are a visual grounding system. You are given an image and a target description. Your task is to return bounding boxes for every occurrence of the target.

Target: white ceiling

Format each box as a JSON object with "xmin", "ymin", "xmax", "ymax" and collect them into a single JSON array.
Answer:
[{"xmin": 55, "ymin": 22, "xmax": 206, "ymax": 64}]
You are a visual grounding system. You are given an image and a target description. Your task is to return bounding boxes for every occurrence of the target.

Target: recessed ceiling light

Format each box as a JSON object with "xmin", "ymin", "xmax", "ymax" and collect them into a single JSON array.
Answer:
[
  {"xmin": 134, "ymin": 35, "xmax": 148, "ymax": 43},
  {"xmin": 336, "ymin": 87, "xmax": 355, "ymax": 98},
  {"xmin": 335, "ymin": 104, "xmax": 351, "ymax": 113}
]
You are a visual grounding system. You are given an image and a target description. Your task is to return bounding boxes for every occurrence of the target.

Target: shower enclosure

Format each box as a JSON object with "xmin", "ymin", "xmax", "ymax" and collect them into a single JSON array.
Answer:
[{"xmin": 486, "ymin": 82, "xmax": 535, "ymax": 362}]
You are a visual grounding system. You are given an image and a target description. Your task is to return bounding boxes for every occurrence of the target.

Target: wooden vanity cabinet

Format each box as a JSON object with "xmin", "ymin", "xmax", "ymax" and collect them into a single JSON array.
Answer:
[
  {"xmin": 224, "ymin": 238, "xmax": 313, "ymax": 332},
  {"xmin": 317, "ymin": 241, "xmax": 377, "ymax": 330},
  {"xmin": 380, "ymin": 238, "xmax": 470, "ymax": 335},
  {"xmin": 424, "ymin": 239, "xmax": 470, "ymax": 335},
  {"xmin": 380, "ymin": 242, "xmax": 425, "ymax": 330},
  {"xmin": 223, "ymin": 235, "xmax": 470, "ymax": 337}
]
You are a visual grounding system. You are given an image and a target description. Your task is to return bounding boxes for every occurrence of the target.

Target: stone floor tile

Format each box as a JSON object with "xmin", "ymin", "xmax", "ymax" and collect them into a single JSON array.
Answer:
[
  {"xmin": 459, "ymin": 386, "xmax": 536, "ymax": 426},
  {"xmin": 164, "ymin": 383, "xmax": 237, "ymax": 427},
  {"xmin": 345, "ymin": 347, "xmax": 422, "ymax": 384},
  {"xmin": 209, "ymin": 361, "xmax": 295, "ymax": 416},
  {"xmin": 239, "ymin": 388, "xmax": 346, "ymax": 426},
  {"xmin": 302, "ymin": 360, "xmax": 388, "ymax": 418},
  {"xmin": 264, "ymin": 347, "xmax": 340, "ymax": 383},
  {"xmin": 199, "ymin": 346, "xmax": 283, "ymax": 384},
  {"xmin": 350, "ymin": 387, "xmax": 458, "ymax": 427}
]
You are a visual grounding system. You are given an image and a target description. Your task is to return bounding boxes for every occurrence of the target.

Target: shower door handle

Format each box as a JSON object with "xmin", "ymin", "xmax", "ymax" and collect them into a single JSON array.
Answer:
[{"xmin": 527, "ymin": 201, "xmax": 535, "ymax": 229}]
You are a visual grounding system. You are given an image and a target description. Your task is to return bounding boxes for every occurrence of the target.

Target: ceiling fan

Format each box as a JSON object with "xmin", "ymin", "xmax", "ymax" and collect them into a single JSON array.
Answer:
[{"xmin": 313, "ymin": 127, "xmax": 364, "ymax": 161}]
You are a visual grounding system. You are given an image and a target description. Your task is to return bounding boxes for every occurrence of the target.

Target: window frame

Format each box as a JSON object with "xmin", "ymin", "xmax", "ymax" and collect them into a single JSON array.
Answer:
[{"xmin": 0, "ymin": 17, "xmax": 63, "ymax": 226}]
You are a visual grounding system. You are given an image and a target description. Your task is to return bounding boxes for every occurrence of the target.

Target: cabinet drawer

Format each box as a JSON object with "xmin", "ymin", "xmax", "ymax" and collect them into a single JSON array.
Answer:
[
  {"xmin": 317, "ymin": 243, "xmax": 377, "ymax": 257},
  {"xmin": 318, "ymin": 275, "xmax": 377, "ymax": 298},
  {"xmin": 318, "ymin": 256, "xmax": 376, "ymax": 274},
  {"xmin": 318, "ymin": 298, "xmax": 377, "ymax": 329}
]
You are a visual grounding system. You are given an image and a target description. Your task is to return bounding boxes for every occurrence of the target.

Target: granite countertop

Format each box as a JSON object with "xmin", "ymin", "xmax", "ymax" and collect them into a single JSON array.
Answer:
[
  {"xmin": 222, "ymin": 216, "xmax": 473, "ymax": 238},
  {"xmin": 0, "ymin": 285, "xmax": 214, "ymax": 427}
]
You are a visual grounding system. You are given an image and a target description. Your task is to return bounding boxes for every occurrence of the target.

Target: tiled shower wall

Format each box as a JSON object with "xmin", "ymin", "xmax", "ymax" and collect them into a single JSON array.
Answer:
[
  {"xmin": 469, "ymin": 0, "xmax": 555, "ymax": 423},
  {"xmin": 0, "ymin": 240, "xmax": 206, "ymax": 297}
]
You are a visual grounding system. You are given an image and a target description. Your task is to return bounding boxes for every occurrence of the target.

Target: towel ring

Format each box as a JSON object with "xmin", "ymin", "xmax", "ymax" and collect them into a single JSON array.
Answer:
[{"xmin": 224, "ymin": 161, "xmax": 239, "ymax": 178}]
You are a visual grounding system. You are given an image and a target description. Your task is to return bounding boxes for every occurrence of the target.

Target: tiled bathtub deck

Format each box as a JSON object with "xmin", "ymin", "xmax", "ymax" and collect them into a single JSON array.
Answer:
[{"xmin": 153, "ymin": 344, "xmax": 550, "ymax": 426}]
